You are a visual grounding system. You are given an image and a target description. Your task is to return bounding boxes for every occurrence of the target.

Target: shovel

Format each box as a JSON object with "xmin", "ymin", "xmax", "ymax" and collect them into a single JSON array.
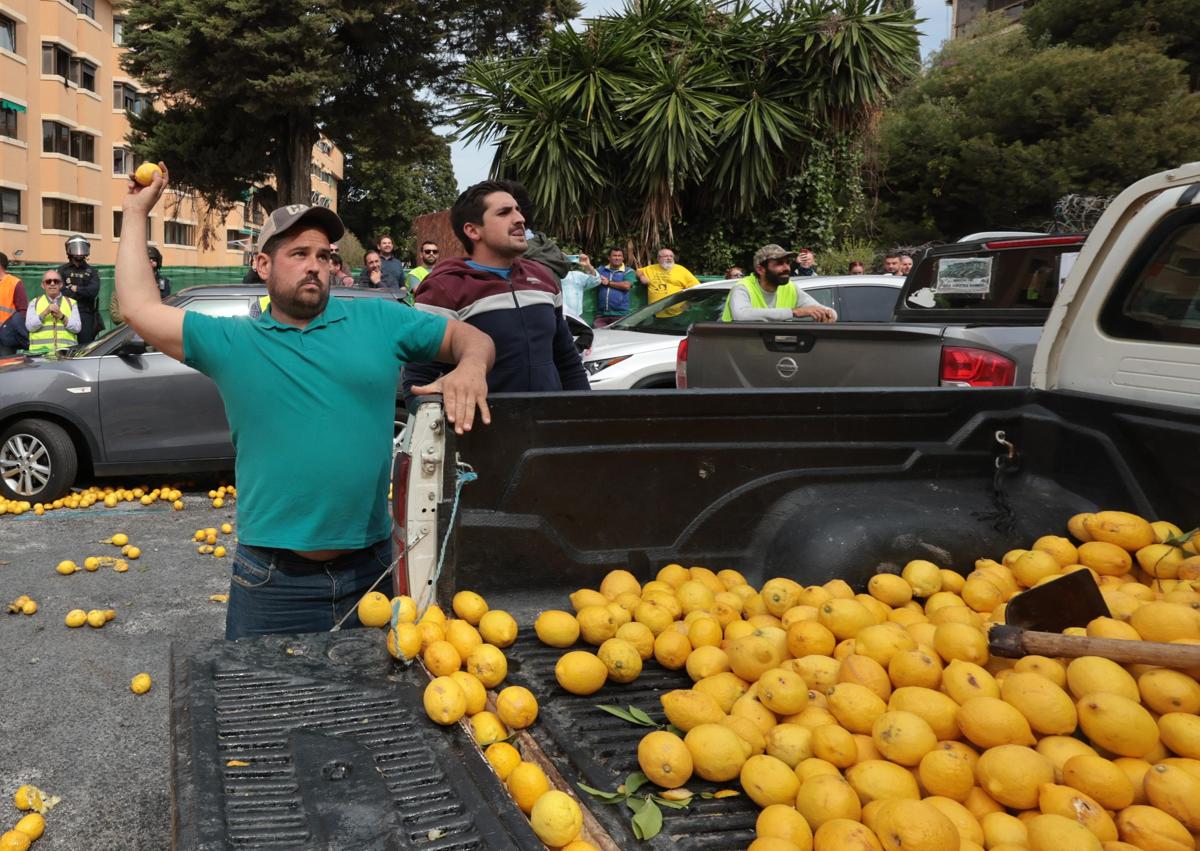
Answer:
[{"xmin": 987, "ymin": 569, "xmax": 1200, "ymax": 667}]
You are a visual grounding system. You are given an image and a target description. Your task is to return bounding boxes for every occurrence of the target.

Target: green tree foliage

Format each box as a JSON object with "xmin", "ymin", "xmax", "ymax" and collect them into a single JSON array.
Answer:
[
  {"xmin": 874, "ymin": 29, "xmax": 1200, "ymax": 244},
  {"xmin": 1023, "ymin": 0, "xmax": 1199, "ymax": 87},
  {"xmin": 455, "ymin": 0, "xmax": 919, "ymax": 259},
  {"xmin": 119, "ymin": 0, "xmax": 570, "ymax": 229},
  {"xmin": 338, "ymin": 143, "xmax": 459, "ymax": 257}
]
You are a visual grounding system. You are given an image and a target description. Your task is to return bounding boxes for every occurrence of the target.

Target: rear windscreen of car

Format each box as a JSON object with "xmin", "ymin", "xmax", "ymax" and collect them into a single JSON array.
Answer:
[{"xmin": 903, "ymin": 249, "xmax": 1077, "ymax": 311}]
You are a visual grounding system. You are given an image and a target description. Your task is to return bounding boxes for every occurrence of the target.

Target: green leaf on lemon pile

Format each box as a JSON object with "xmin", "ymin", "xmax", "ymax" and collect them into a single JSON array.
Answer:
[
  {"xmin": 577, "ymin": 783, "xmax": 626, "ymax": 803},
  {"xmin": 623, "ymin": 771, "xmax": 650, "ymax": 794},
  {"xmin": 629, "ymin": 796, "xmax": 664, "ymax": 840},
  {"xmin": 596, "ymin": 704, "xmax": 658, "ymax": 726}
]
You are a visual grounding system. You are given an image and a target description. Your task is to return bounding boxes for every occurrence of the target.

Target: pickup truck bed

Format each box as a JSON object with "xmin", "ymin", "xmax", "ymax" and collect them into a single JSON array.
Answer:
[{"xmin": 172, "ymin": 387, "xmax": 1199, "ymax": 849}]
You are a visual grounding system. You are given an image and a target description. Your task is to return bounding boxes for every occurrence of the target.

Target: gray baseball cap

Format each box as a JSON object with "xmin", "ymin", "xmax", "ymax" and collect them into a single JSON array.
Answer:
[
  {"xmin": 753, "ymin": 244, "xmax": 797, "ymax": 268},
  {"xmin": 256, "ymin": 204, "xmax": 345, "ymax": 251}
]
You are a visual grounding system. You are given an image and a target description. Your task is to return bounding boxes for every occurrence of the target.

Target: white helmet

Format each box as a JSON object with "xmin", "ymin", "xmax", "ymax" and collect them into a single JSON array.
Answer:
[{"xmin": 65, "ymin": 235, "xmax": 91, "ymax": 258}]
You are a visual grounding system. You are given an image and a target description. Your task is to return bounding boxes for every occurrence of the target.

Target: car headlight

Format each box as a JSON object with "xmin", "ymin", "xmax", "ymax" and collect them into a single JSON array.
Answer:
[{"xmin": 584, "ymin": 355, "xmax": 631, "ymax": 375}]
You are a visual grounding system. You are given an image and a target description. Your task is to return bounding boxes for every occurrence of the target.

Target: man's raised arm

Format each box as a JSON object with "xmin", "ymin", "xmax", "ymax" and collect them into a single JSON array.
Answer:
[{"xmin": 115, "ymin": 163, "xmax": 185, "ymax": 361}]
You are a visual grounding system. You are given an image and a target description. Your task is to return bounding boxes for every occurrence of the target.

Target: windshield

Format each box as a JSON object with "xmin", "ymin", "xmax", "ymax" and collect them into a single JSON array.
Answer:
[{"xmin": 611, "ymin": 287, "xmax": 731, "ymax": 334}]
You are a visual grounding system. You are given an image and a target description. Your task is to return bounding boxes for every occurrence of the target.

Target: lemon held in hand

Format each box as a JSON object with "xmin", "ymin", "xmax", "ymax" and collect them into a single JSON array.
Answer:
[{"xmin": 133, "ymin": 162, "xmax": 162, "ymax": 186}]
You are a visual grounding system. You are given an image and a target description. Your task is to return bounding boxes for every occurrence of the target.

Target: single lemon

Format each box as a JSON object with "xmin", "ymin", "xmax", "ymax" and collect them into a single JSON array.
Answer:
[
  {"xmin": 130, "ymin": 673, "xmax": 152, "ymax": 694},
  {"xmin": 133, "ymin": 162, "xmax": 162, "ymax": 185}
]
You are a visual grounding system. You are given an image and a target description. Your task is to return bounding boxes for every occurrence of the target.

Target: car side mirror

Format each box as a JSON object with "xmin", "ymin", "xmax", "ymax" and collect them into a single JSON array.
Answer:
[{"xmin": 118, "ymin": 334, "xmax": 147, "ymax": 356}]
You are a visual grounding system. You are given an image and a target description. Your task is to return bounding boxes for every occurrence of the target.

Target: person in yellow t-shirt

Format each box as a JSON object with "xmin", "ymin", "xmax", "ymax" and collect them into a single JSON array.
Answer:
[{"xmin": 636, "ymin": 248, "xmax": 701, "ymax": 317}]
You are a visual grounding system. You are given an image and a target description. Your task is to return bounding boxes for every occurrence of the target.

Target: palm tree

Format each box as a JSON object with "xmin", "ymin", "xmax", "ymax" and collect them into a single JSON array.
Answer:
[{"xmin": 455, "ymin": 0, "xmax": 919, "ymax": 255}]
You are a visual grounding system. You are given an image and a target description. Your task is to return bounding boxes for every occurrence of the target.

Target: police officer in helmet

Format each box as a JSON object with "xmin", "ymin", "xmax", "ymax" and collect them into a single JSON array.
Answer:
[{"xmin": 57, "ymin": 235, "xmax": 102, "ymax": 344}]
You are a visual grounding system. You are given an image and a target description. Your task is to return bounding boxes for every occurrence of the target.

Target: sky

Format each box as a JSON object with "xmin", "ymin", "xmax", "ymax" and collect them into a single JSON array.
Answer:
[{"xmin": 446, "ymin": 0, "xmax": 952, "ymax": 189}]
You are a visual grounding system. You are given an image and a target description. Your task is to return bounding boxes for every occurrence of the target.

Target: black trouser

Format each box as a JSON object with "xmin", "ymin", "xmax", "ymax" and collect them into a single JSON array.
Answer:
[{"xmin": 76, "ymin": 309, "xmax": 99, "ymax": 345}]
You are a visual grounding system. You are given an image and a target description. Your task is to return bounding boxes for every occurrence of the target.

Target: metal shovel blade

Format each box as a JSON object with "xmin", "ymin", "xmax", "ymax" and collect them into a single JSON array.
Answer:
[{"xmin": 1003, "ymin": 568, "xmax": 1111, "ymax": 634}]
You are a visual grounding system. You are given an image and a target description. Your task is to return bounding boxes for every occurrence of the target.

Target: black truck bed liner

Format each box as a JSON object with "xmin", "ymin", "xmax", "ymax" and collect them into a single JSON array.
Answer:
[{"xmin": 170, "ymin": 633, "xmax": 541, "ymax": 850}]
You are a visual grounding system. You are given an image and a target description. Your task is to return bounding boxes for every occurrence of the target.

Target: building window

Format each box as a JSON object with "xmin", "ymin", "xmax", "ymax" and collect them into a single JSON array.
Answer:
[
  {"xmin": 42, "ymin": 120, "xmax": 71, "ymax": 155},
  {"xmin": 113, "ymin": 146, "xmax": 134, "ymax": 175},
  {"xmin": 0, "ymin": 14, "xmax": 16, "ymax": 54},
  {"xmin": 69, "ymin": 58, "xmax": 98, "ymax": 92},
  {"xmin": 0, "ymin": 188, "xmax": 19, "ymax": 225},
  {"xmin": 75, "ymin": 0, "xmax": 95, "ymax": 20},
  {"xmin": 113, "ymin": 82, "xmax": 149, "ymax": 115},
  {"xmin": 0, "ymin": 105, "xmax": 17, "ymax": 140},
  {"xmin": 42, "ymin": 199, "xmax": 94, "ymax": 232},
  {"xmin": 42, "ymin": 43, "xmax": 72, "ymax": 78},
  {"xmin": 164, "ymin": 220, "xmax": 195, "ymax": 246},
  {"xmin": 69, "ymin": 130, "xmax": 94, "ymax": 163},
  {"xmin": 113, "ymin": 210, "xmax": 154, "ymax": 240},
  {"xmin": 112, "ymin": 16, "xmax": 123, "ymax": 45}
]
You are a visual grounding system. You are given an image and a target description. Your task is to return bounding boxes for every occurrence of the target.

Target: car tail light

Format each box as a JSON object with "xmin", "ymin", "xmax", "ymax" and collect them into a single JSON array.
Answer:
[
  {"xmin": 940, "ymin": 346, "xmax": 1016, "ymax": 387},
  {"xmin": 675, "ymin": 339, "xmax": 689, "ymax": 388},
  {"xmin": 390, "ymin": 451, "xmax": 411, "ymax": 597}
]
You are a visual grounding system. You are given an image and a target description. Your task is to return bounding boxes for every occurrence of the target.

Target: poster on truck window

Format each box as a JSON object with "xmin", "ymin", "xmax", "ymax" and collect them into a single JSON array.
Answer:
[{"xmin": 934, "ymin": 257, "xmax": 993, "ymax": 295}]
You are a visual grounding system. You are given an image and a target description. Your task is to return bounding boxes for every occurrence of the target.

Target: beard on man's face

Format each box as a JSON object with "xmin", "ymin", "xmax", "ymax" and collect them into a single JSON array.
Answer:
[
  {"xmin": 765, "ymin": 267, "xmax": 790, "ymax": 286},
  {"xmin": 268, "ymin": 271, "xmax": 330, "ymax": 319}
]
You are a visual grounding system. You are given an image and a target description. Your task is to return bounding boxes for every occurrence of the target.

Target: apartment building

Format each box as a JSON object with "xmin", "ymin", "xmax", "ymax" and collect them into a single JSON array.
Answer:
[
  {"xmin": 0, "ymin": 0, "xmax": 343, "ymax": 267},
  {"xmin": 948, "ymin": 0, "xmax": 1038, "ymax": 39}
]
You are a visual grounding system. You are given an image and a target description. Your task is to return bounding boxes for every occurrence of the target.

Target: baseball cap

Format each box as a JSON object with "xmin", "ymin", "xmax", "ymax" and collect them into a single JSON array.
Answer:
[
  {"xmin": 256, "ymin": 204, "xmax": 345, "ymax": 251},
  {"xmin": 753, "ymin": 244, "xmax": 797, "ymax": 268}
]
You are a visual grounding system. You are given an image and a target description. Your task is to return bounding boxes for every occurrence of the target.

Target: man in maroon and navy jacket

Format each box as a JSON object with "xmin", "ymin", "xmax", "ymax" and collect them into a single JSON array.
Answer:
[{"xmin": 403, "ymin": 180, "xmax": 589, "ymax": 401}]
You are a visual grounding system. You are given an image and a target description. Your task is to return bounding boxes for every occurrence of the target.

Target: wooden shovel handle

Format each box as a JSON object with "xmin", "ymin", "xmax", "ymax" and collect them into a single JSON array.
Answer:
[{"xmin": 991, "ymin": 625, "xmax": 1200, "ymax": 667}]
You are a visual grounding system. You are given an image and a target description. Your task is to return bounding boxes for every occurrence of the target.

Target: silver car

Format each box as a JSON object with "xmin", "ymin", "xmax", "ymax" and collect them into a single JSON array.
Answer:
[{"xmin": 0, "ymin": 285, "xmax": 402, "ymax": 501}]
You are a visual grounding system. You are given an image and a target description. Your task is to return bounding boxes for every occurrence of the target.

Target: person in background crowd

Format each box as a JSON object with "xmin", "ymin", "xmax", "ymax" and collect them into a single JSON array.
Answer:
[
  {"xmin": 148, "ymin": 246, "xmax": 171, "ymax": 300},
  {"xmin": 0, "ymin": 252, "xmax": 30, "ymax": 354},
  {"xmin": 722, "ymin": 244, "xmax": 837, "ymax": 323},
  {"xmin": 27, "ymin": 270, "xmax": 81, "ymax": 354},
  {"xmin": 406, "ymin": 241, "xmax": 439, "ymax": 296},
  {"xmin": 357, "ymin": 250, "xmax": 384, "ymax": 288},
  {"xmin": 791, "ymin": 248, "xmax": 817, "ymax": 277},
  {"xmin": 242, "ymin": 263, "xmax": 265, "ymax": 284},
  {"xmin": 376, "ymin": 235, "xmax": 405, "ymax": 289},
  {"xmin": 899, "ymin": 254, "xmax": 914, "ymax": 276},
  {"xmin": 330, "ymin": 246, "xmax": 355, "ymax": 287},
  {"xmin": 848, "ymin": 260, "xmax": 866, "ymax": 275},
  {"xmin": 405, "ymin": 179, "xmax": 589, "ymax": 399},
  {"xmin": 58, "ymin": 235, "xmax": 102, "ymax": 345},
  {"xmin": 725, "ymin": 266, "xmax": 745, "ymax": 279},
  {"xmin": 560, "ymin": 253, "xmax": 601, "ymax": 319},
  {"xmin": 595, "ymin": 247, "xmax": 636, "ymax": 328},
  {"xmin": 636, "ymin": 248, "xmax": 700, "ymax": 318},
  {"xmin": 882, "ymin": 253, "xmax": 902, "ymax": 275}
]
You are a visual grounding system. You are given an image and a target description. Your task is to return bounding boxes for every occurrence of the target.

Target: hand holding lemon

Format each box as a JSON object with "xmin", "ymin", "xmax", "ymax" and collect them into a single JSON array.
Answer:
[{"xmin": 133, "ymin": 162, "xmax": 163, "ymax": 186}]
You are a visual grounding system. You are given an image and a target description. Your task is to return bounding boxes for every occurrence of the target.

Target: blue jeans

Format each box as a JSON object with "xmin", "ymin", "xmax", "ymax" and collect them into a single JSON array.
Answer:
[{"xmin": 225, "ymin": 539, "xmax": 393, "ymax": 640}]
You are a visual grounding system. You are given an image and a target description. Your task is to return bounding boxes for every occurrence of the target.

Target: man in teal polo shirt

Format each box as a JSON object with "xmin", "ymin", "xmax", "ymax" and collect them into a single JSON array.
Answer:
[{"xmin": 114, "ymin": 164, "xmax": 495, "ymax": 639}]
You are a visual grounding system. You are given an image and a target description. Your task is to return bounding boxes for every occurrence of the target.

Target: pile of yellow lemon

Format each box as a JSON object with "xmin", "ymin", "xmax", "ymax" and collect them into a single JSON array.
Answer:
[
  {"xmin": 4, "ymin": 784, "xmax": 58, "ymax": 850},
  {"xmin": 356, "ymin": 589, "xmax": 597, "ymax": 850},
  {"xmin": 207, "ymin": 485, "xmax": 235, "ymax": 509},
  {"xmin": 64, "ymin": 608, "xmax": 115, "ymax": 628},
  {"xmin": 526, "ymin": 509, "xmax": 1200, "ymax": 851},
  {"xmin": 193, "ymin": 523, "xmax": 234, "ymax": 557},
  {"xmin": 6, "ymin": 595, "xmax": 37, "ymax": 616}
]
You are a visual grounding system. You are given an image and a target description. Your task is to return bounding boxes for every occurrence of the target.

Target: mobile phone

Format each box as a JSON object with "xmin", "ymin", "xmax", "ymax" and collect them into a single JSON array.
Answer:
[{"xmin": 565, "ymin": 254, "xmax": 580, "ymax": 263}]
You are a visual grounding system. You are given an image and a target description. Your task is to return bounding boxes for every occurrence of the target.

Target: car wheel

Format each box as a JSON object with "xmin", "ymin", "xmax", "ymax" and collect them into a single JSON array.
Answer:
[{"xmin": 0, "ymin": 419, "xmax": 78, "ymax": 502}]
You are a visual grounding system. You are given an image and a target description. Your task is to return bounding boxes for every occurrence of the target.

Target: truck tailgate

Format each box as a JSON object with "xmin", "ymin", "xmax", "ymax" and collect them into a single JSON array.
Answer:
[{"xmin": 686, "ymin": 321, "xmax": 946, "ymax": 388}]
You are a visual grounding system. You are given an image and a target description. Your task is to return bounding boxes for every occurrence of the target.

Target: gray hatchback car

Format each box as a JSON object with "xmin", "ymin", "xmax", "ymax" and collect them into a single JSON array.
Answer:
[{"xmin": 0, "ymin": 285, "xmax": 403, "ymax": 502}]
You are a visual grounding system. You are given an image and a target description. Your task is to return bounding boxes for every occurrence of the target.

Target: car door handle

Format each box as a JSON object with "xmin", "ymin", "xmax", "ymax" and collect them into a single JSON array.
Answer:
[{"xmin": 761, "ymin": 333, "xmax": 815, "ymax": 353}]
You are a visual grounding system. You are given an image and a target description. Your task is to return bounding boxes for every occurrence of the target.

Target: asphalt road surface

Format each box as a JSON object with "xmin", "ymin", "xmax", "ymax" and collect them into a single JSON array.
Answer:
[{"xmin": 0, "ymin": 485, "xmax": 236, "ymax": 849}]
